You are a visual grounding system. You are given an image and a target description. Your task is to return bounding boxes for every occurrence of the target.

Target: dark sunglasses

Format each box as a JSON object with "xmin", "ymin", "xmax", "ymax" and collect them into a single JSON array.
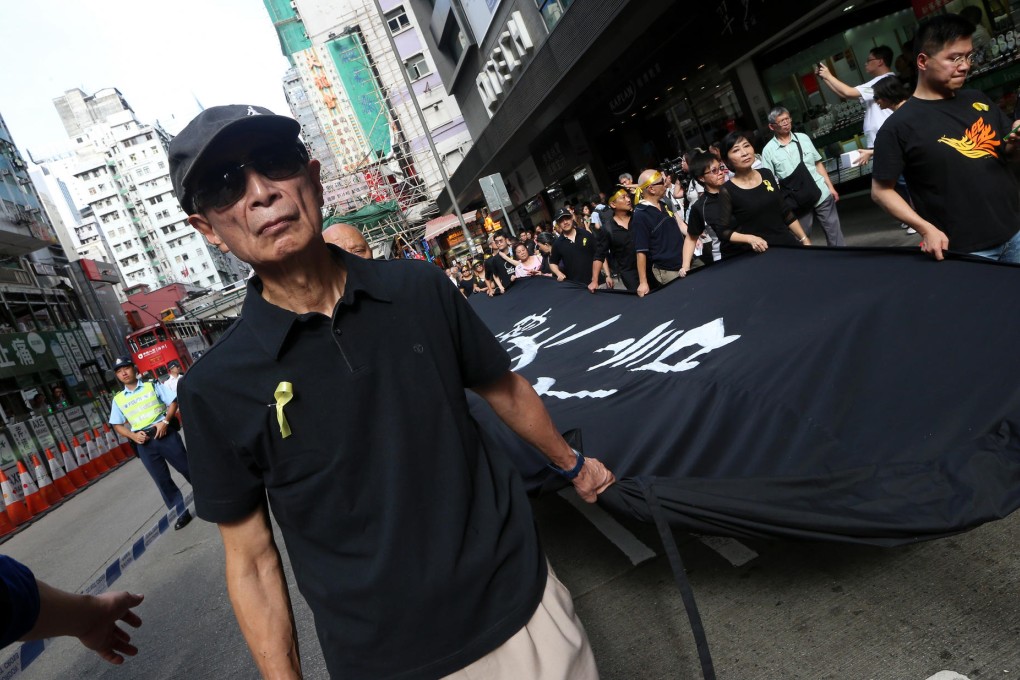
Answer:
[{"xmin": 191, "ymin": 144, "xmax": 309, "ymax": 212}]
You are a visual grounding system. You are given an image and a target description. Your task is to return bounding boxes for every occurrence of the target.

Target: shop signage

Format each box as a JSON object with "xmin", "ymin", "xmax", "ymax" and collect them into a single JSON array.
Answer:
[
  {"xmin": 82, "ymin": 322, "xmax": 100, "ymax": 347},
  {"xmin": 61, "ymin": 332, "xmax": 87, "ymax": 371},
  {"xmin": 83, "ymin": 402, "xmax": 101, "ymax": 428},
  {"xmin": 444, "ymin": 229, "xmax": 467, "ymax": 247},
  {"xmin": 63, "ymin": 406, "xmax": 90, "ymax": 435},
  {"xmin": 0, "ymin": 433, "xmax": 15, "ymax": 465},
  {"xmin": 321, "ymin": 175, "xmax": 370, "ymax": 208},
  {"xmin": 608, "ymin": 62, "xmax": 663, "ymax": 116},
  {"xmin": 9, "ymin": 422, "xmax": 34, "ymax": 459},
  {"xmin": 475, "ymin": 11, "xmax": 535, "ymax": 117},
  {"xmin": 28, "ymin": 416, "xmax": 55, "ymax": 450},
  {"xmin": 56, "ymin": 412, "xmax": 76, "ymax": 443},
  {"xmin": 54, "ymin": 337, "xmax": 82, "ymax": 383},
  {"xmin": 80, "ymin": 258, "xmax": 122, "ymax": 284},
  {"xmin": 912, "ymin": 0, "xmax": 951, "ymax": 18},
  {"xmin": 46, "ymin": 413, "xmax": 74, "ymax": 445},
  {"xmin": 0, "ymin": 332, "xmax": 60, "ymax": 381}
]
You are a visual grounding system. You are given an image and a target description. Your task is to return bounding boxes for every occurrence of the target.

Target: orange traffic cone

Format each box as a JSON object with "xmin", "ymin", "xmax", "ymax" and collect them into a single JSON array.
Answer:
[
  {"xmin": 73, "ymin": 436, "xmax": 98, "ymax": 481},
  {"xmin": 84, "ymin": 432, "xmax": 110, "ymax": 474},
  {"xmin": 60, "ymin": 441, "xmax": 88, "ymax": 488},
  {"xmin": 31, "ymin": 454, "xmax": 62, "ymax": 506},
  {"xmin": 104, "ymin": 424, "xmax": 127, "ymax": 463},
  {"xmin": 113, "ymin": 426, "xmax": 135, "ymax": 459},
  {"xmin": 1, "ymin": 467, "xmax": 30, "ymax": 525},
  {"xmin": 94, "ymin": 428, "xmax": 117, "ymax": 468},
  {"xmin": 45, "ymin": 448, "xmax": 76, "ymax": 497},
  {"xmin": 18, "ymin": 460, "xmax": 49, "ymax": 516},
  {"xmin": 0, "ymin": 495, "xmax": 15, "ymax": 538}
]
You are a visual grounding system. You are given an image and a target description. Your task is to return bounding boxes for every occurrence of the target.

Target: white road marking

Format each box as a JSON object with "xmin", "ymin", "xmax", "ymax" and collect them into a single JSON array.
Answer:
[
  {"xmin": 558, "ymin": 488, "xmax": 656, "ymax": 565},
  {"xmin": 695, "ymin": 535, "xmax": 759, "ymax": 567}
]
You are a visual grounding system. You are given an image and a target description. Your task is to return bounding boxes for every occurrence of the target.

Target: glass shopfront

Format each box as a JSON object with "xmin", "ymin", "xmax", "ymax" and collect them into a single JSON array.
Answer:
[
  {"xmin": 0, "ymin": 326, "xmax": 115, "ymax": 491},
  {"xmin": 759, "ymin": 1, "xmax": 1019, "ymax": 188}
]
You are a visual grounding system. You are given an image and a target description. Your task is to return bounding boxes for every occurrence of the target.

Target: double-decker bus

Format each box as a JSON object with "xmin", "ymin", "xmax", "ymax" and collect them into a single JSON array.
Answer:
[{"xmin": 125, "ymin": 319, "xmax": 233, "ymax": 381}]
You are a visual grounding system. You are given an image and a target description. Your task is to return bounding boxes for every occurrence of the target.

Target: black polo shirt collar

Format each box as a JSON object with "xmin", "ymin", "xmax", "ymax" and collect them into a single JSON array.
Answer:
[{"xmin": 241, "ymin": 245, "xmax": 392, "ymax": 360}]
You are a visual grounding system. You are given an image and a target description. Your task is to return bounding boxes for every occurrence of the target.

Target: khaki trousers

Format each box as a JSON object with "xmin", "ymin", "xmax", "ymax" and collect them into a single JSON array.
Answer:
[
  {"xmin": 652, "ymin": 264, "xmax": 683, "ymax": 286},
  {"xmin": 442, "ymin": 563, "xmax": 599, "ymax": 679}
]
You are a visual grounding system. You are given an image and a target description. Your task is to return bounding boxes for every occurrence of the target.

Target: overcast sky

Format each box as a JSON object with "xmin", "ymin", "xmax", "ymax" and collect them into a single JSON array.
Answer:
[{"xmin": 0, "ymin": 0, "xmax": 293, "ymax": 159}]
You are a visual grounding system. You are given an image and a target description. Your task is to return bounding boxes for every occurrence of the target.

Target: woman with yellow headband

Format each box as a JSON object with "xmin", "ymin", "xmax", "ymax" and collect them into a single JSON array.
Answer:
[
  {"xmin": 717, "ymin": 131, "xmax": 810, "ymax": 251},
  {"xmin": 600, "ymin": 189, "xmax": 640, "ymax": 290}
]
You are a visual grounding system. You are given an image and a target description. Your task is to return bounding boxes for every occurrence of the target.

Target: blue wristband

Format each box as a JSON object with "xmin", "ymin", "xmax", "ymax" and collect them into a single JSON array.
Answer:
[{"xmin": 548, "ymin": 447, "xmax": 585, "ymax": 480}]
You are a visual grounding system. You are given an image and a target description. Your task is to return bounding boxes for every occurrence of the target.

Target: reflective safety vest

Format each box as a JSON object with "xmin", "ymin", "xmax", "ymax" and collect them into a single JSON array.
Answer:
[{"xmin": 113, "ymin": 382, "xmax": 165, "ymax": 431}]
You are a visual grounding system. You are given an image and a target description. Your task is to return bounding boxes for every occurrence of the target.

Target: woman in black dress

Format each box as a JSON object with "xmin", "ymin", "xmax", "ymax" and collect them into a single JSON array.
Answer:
[{"xmin": 717, "ymin": 131, "xmax": 810, "ymax": 252}]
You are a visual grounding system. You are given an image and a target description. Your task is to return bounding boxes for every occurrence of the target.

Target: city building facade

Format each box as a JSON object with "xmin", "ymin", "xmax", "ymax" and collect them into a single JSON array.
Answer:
[
  {"xmin": 52, "ymin": 88, "xmax": 248, "ymax": 291},
  {"xmin": 0, "ymin": 111, "xmax": 128, "ymax": 483},
  {"xmin": 263, "ymin": 0, "xmax": 474, "ymax": 247}
]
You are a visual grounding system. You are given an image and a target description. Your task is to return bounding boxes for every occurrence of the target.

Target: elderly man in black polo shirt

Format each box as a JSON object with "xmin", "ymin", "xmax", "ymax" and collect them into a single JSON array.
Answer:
[{"xmin": 169, "ymin": 106, "xmax": 614, "ymax": 680}]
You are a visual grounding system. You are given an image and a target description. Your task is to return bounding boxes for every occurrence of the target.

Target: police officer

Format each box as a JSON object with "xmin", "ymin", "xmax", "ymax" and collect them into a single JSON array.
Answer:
[{"xmin": 108, "ymin": 356, "xmax": 192, "ymax": 530}]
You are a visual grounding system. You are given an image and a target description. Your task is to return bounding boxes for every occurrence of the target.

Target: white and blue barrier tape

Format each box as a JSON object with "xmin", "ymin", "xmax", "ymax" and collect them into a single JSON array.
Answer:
[{"xmin": 0, "ymin": 492, "xmax": 194, "ymax": 679}]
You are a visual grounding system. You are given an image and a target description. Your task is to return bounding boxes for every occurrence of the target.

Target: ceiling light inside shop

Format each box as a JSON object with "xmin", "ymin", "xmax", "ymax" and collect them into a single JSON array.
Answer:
[
  {"xmin": 698, "ymin": 64, "xmax": 705, "ymax": 69},
  {"xmin": 843, "ymin": 4, "xmax": 854, "ymax": 10}
]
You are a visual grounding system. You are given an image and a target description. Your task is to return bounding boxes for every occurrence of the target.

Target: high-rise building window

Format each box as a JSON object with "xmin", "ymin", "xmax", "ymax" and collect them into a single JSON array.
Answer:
[
  {"xmin": 386, "ymin": 7, "xmax": 410, "ymax": 34},
  {"xmin": 405, "ymin": 54, "xmax": 430, "ymax": 80},
  {"xmin": 536, "ymin": 0, "xmax": 574, "ymax": 31}
]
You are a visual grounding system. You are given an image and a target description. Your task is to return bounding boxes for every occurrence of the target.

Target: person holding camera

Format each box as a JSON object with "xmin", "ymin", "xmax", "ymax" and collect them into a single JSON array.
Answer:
[{"xmin": 109, "ymin": 356, "xmax": 193, "ymax": 530}]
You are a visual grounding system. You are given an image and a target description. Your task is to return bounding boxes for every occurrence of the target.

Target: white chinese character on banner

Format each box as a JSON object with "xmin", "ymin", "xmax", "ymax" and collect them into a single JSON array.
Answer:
[
  {"xmin": 495, "ymin": 310, "xmax": 741, "ymax": 401},
  {"xmin": 0, "ymin": 343, "xmax": 15, "ymax": 369},
  {"xmin": 11, "ymin": 339, "xmax": 33, "ymax": 366}
]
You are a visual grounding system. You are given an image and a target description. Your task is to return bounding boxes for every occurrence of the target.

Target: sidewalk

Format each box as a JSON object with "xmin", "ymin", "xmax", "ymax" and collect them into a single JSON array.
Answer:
[{"xmin": 817, "ymin": 190, "xmax": 922, "ymax": 249}]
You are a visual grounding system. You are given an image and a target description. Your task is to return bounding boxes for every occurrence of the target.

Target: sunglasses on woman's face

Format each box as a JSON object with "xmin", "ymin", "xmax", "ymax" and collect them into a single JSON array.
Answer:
[{"xmin": 191, "ymin": 143, "xmax": 308, "ymax": 212}]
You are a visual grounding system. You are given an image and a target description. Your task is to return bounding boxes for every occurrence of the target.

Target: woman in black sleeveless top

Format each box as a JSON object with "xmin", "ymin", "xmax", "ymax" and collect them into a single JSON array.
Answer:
[{"xmin": 716, "ymin": 131, "xmax": 810, "ymax": 252}]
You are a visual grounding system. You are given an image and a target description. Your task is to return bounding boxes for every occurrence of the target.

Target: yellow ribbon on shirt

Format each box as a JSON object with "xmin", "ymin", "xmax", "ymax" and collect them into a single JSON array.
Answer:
[{"xmin": 274, "ymin": 382, "xmax": 294, "ymax": 439}]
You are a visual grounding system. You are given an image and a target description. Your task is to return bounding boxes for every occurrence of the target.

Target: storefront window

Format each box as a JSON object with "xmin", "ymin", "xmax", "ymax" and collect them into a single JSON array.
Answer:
[{"xmin": 762, "ymin": 9, "xmax": 916, "ymax": 142}]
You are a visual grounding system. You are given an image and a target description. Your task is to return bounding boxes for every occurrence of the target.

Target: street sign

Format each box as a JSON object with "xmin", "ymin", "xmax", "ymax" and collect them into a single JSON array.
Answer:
[{"xmin": 479, "ymin": 173, "xmax": 512, "ymax": 212}]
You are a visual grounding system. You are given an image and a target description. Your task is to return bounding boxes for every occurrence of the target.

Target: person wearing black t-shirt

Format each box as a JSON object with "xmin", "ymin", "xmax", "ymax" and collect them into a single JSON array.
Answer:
[
  {"xmin": 682, "ymin": 151, "xmax": 732, "ymax": 272},
  {"xmin": 872, "ymin": 13, "xmax": 1020, "ymax": 263},
  {"xmin": 458, "ymin": 264, "xmax": 480, "ymax": 297},
  {"xmin": 717, "ymin": 132, "xmax": 810, "ymax": 252},
  {"xmin": 484, "ymin": 232, "xmax": 517, "ymax": 295},
  {"xmin": 549, "ymin": 210, "xmax": 604, "ymax": 292},
  {"xmin": 598, "ymin": 189, "xmax": 640, "ymax": 290}
]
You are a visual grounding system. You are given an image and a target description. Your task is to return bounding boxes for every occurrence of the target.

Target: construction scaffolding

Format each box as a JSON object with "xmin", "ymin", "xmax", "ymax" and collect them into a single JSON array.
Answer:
[{"xmin": 267, "ymin": 0, "xmax": 449, "ymax": 255}]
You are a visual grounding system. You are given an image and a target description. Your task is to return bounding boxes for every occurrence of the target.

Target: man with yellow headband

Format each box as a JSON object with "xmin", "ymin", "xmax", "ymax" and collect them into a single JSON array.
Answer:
[{"xmin": 631, "ymin": 168, "xmax": 690, "ymax": 297}]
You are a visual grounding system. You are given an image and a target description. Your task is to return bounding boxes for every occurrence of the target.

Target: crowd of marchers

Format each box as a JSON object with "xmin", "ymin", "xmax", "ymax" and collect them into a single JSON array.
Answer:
[{"xmin": 440, "ymin": 12, "xmax": 1020, "ymax": 301}]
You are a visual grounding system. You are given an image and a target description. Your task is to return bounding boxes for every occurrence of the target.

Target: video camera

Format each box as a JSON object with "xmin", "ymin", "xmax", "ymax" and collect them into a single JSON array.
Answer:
[{"xmin": 661, "ymin": 156, "xmax": 692, "ymax": 192}]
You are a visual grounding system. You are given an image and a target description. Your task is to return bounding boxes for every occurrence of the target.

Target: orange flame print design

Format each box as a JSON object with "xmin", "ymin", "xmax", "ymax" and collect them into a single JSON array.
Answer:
[{"xmin": 938, "ymin": 117, "xmax": 1001, "ymax": 159}]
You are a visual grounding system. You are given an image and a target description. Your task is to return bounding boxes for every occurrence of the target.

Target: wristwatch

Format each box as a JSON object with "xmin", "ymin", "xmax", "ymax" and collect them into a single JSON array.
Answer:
[{"xmin": 548, "ymin": 447, "xmax": 585, "ymax": 480}]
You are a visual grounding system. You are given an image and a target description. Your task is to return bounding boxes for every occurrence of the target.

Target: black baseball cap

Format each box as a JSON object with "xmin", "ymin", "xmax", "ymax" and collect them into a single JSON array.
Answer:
[
  {"xmin": 113, "ymin": 356, "xmax": 135, "ymax": 371},
  {"xmin": 554, "ymin": 208, "xmax": 573, "ymax": 223},
  {"xmin": 169, "ymin": 105, "xmax": 301, "ymax": 213}
]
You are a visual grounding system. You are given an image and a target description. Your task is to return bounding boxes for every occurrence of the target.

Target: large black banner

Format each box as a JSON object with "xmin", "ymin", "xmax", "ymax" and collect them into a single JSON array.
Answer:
[{"xmin": 468, "ymin": 248, "xmax": 1020, "ymax": 546}]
